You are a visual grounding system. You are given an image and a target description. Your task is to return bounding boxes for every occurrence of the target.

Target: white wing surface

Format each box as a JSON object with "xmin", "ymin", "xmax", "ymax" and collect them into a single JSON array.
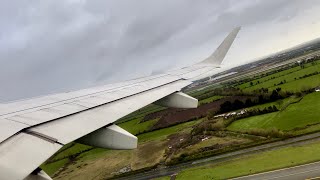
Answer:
[{"xmin": 0, "ymin": 27, "xmax": 240, "ymax": 180}]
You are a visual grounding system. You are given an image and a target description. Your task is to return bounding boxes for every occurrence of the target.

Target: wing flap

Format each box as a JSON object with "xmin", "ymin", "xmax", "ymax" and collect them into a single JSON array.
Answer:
[{"xmin": 0, "ymin": 133, "xmax": 62, "ymax": 180}]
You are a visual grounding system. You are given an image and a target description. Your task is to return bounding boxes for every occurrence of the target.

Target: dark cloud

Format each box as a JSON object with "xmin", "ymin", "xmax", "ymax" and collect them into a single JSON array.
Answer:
[{"xmin": 1, "ymin": 0, "xmax": 320, "ymax": 102}]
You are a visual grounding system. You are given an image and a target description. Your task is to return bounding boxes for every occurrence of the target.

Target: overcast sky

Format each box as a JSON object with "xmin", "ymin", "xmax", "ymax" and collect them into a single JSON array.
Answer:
[{"xmin": 1, "ymin": 0, "xmax": 320, "ymax": 102}]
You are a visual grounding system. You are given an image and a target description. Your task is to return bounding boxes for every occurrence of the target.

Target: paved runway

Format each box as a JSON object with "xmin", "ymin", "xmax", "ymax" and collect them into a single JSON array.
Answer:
[{"xmin": 233, "ymin": 161, "xmax": 320, "ymax": 180}]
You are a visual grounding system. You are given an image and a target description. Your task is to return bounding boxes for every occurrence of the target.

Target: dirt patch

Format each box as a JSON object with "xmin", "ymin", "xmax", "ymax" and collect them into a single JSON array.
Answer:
[
  {"xmin": 131, "ymin": 140, "xmax": 166, "ymax": 169},
  {"xmin": 151, "ymin": 96, "xmax": 255, "ymax": 130},
  {"xmin": 53, "ymin": 141, "xmax": 167, "ymax": 180},
  {"xmin": 141, "ymin": 108, "xmax": 183, "ymax": 122},
  {"xmin": 165, "ymin": 133, "xmax": 193, "ymax": 157},
  {"xmin": 197, "ymin": 140, "xmax": 244, "ymax": 152},
  {"xmin": 54, "ymin": 150, "xmax": 133, "ymax": 180},
  {"xmin": 173, "ymin": 136, "xmax": 253, "ymax": 158}
]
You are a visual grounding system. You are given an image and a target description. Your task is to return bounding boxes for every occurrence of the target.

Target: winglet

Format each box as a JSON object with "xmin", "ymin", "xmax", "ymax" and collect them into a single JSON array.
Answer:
[{"xmin": 200, "ymin": 27, "xmax": 241, "ymax": 67}]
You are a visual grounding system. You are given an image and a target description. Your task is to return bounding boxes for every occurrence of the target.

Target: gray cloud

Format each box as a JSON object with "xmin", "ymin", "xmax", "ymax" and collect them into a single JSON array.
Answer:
[{"xmin": 1, "ymin": 0, "xmax": 320, "ymax": 102}]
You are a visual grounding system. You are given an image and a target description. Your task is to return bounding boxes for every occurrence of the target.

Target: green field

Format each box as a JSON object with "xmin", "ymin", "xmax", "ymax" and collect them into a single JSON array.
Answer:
[
  {"xmin": 41, "ymin": 110, "xmax": 201, "ymax": 177},
  {"xmin": 77, "ymin": 148, "xmax": 109, "ymax": 161},
  {"xmin": 52, "ymin": 140, "xmax": 168, "ymax": 180},
  {"xmin": 268, "ymin": 74, "xmax": 320, "ymax": 92},
  {"xmin": 228, "ymin": 92, "xmax": 320, "ymax": 131},
  {"xmin": 177, "ymin": 136, "xmax": 252, "ymax": 157},
  {"xmin": 138, "ymin": 119, "xmax": 203, "ymax": 142},
  {"xmin": 117, "ymin": 104, "xmax": 165, "ymax": 123},
  {"xmin": 238, "ymin": 62, "xmax": 318, "ymax": 89},
  {"xmin": 188, "ymin": 85, "xmax": 219, "ymax": 97},
  {"xmin": 118, "ymin": 117, "xmax": 158, "ymax": 135},
  {"xmin": 245, "ymin": 96, "xmax": 301, "ymax": 111},
  {"xmin": 41, "ymin": 143, "xmax": 94, "ymax": 176},
  {"xmin": 199, "ymin": 96, "xmax": 224, "ymax": 105},
  {"xmin": 51, "ymin": 143, "xmax": 92, "ymax": 161},
  {"xmin": 238, "ymin": 62, "xmax": 320, "ymax": 92},
  {"xmin": 176, "ymin": 139, "xmax": 320, "ymax": 180},
  {"xmin": 237, "ymin": 67, "xmax": 297, "ymax": 89},
  {"xmin": 41, "ymin": 159, "xmax": 69, "ymax": 176}
]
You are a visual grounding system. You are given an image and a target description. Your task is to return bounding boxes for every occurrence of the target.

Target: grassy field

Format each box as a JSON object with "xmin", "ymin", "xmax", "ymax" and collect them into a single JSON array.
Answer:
[
  {"xmin": 177, "ymin": 136, "xmax": 252, "ymax": 157},
  {"xmin": 51, "ymin": 143, "xmax": 92, "ymax": 161},
  {"xmin": 54, "ymin": 149, "xmax": 133, "ymax": 180},
  {"xmin": 138, "ymin": 119, "xmax": 203, "ymax": 142},
  {"xmin": 245, "ymin": 96, "xmax": 301, "ymax": 111},
  {"xmin": 187, "ymin": 85, "xmax": 220, "ymax": 97},
  {"xmin": 228, "ymin": 92, "xmax": 320, "ymax": 131},
  {"xmin": 41, "ymin": 143, "xmax": 93, "ymax": 175},
  {"xmin": 41, "ymin": 159, "xmax": 69, "ymax": 176},
  {"xmin": 42, "ymin": 119, "xmax": 203, "ymax": 178},
  {"xmin": 117, "ymin": 104, "xmax": 165, "ymax": 123},
  {"xmin": 238, "ymin": 62, "xmax": 320, "ymax": 92},
  {"xmin": 42, "ymin": 116, "xmax": 158, "ymax": 176},
  {"xmin": 238, "ymin": 65, "xmax": 304, "ymax": 89},
  {"xmin": 176, "ymin": 139, "xmax": 320, "ymax": 180},
  {"xmin": 53, "ymin": 140, "xmax": 167, "ymax": 180},
  {"xmin": 199, "ymin": 96, "xmax": 224, "ymax": 105},
  {"xmin": 228, "ymin": 113, "xmax": 277, "ymax": 131},
  {"xmin": 267, "ymin": 74, "xmax": 320, "ymax": 92},
  {"xmin": 118, "ymin": 117, "xmax": 158, "ymax": 135}
]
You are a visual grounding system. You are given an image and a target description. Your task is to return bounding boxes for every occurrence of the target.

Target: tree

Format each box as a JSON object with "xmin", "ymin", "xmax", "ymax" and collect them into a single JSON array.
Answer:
[
  {"xmin": 245, "ymin": 98, "xmax": 253, "ymax": 107},
  {"xmin": 272, "ymin": 105, "xmax": 278, "ymax": 111},
  {"xmin": 270, "ymin": 90, "xmax": 280, "ymax": 101},
  {"xmin": 233, "ymin": 99, "xmax": 244, "ymax": 109},
  {"xmin": 262, "ymin": 107, "xmax": 268, "ymax": 113},
  {"xmin": 258, "ymin": 95, "xmax": 265, "ymax": 104},
  {"xmin": 220, "ymin": 101, "xmax": 232, "ymax": 113}
]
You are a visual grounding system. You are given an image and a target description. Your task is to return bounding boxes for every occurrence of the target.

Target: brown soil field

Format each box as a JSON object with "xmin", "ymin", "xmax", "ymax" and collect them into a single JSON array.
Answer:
[{"xmin": 148, "ymin": 96, "xmax": 256, "ymax": 130}]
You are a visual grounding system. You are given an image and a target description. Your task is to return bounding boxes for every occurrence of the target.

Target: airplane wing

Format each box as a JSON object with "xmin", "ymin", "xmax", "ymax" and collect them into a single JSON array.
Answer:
[{"xmin": 0, "ymin": 27, "xmax": 240, "ymax": 180}]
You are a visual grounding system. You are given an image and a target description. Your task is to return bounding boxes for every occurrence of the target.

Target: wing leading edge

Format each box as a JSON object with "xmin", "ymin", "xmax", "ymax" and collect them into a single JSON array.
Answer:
[{"xmin": 0, "ymin": 27, "xmax": 240, "ymax": 180}]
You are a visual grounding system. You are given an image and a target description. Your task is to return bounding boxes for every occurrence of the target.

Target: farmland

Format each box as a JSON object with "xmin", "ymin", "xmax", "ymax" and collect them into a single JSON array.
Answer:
[
  {"xmin": 238, "ymin": 61, "xmax": 320, "ymax": 92},
  {"xmin": 118, "ymin": 117, "xmax": 158, "ymax": 135},
  {"xmin": 198, "ymin": 95, "xmax": 224, "ymax": 105},
  {"xmin": 42, "ymin": 58, "xmax": 320, "ymax": 179},
  {"xmin": 228, "ymin": 92, "xmax": 320, "ymax": 131}
]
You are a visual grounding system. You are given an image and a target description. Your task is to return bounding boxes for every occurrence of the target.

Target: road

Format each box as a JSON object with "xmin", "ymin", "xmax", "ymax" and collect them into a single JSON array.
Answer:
[
  {"xmin": 114, "ymin": 132, "xmax": 320, "ymax": 180},
  {"xmin": 233, "ymin": 161, "xmax": 320, "ymax": 180}
]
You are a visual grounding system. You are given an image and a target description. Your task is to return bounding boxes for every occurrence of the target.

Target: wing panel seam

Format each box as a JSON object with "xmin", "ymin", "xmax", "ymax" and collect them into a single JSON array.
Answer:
[
  {"xmin": 0, "ymin": 74, "xmax": 180, "ymax": 117},
  {"xmin": 24, "ymin": 130, "xmax": 61, "ymax": 145},
  {"xmin": 21, "ymin": 79, "xmax": 186, "ymax": 129}
]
